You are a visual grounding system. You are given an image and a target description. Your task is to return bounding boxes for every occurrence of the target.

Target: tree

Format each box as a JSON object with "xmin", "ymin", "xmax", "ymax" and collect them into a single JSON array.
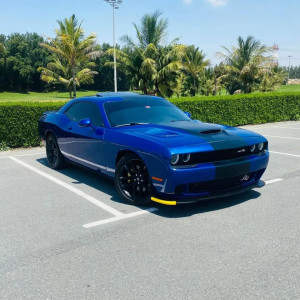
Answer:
[
  {"xmin": 121, "ymin": 10, "xmax": 170, "ymax": 49},
  {"xmin": 259, "ymin": 65, "xmax": 286, "ymax": 92},
  {"xmin": 0, "ymin": 41, "xmax": 6, "ymax": 90},
  {"xmin": 40, "ymin": 14, "xmax": 101, "ymax": 97},
  {"xmin": 0, "ymin": 42, "xmax": 5, "ymax": 56},
  {"xmin": 107, "ymin": 43, "xmax": 185, "ymax": 97},
  {"xmin": 91, "ymin": 43, "xmax": 129, "ymax": 92},
  {"xmin": 38, "ymin": 58, "xmax": 98, "ymax": 97},
  {"xmin": 218, "ymin": 36, "xmax": 272, "ymax": 94},
  {"xmin": 0, "ymin": 33, "xmax": 51, "ymax": 91},
  {"xmin": 113, "ymin": 11, "xmax": 183, "ymax": 96},
  {"xmin": 152, "ymin": 44, "xmax": 186, "ymax": 97},
  {"xmin": 181, "ymin": 46, "xmax": 210, "ymax": 96}
]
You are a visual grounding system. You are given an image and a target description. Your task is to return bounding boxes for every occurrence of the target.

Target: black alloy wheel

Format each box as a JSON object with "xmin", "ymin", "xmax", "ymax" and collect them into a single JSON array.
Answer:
[
  {"xmin": 115, "ymin": 154, "xmax": 151, "ymax": 204},
  {"xmin": 46, "ymin": 134, "xmax": 65, "ymax": 169}
]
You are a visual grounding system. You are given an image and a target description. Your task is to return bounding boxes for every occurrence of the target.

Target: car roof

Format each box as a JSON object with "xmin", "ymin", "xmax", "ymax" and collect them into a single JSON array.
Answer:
[
  {"xmin": 58, "ymin": 92, "xmax": 172, "ymax": 115},
  {"xmin": 96, "ymin": 91, "xmax": 139, "ymax": 98},
  {"xmin": 73, "ymin": 92, "xmax": 165, "ymax": 104}
]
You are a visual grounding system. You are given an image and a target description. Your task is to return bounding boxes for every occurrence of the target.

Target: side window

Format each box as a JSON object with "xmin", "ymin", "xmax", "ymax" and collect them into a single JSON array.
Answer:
[{"xmin": 65, "ymin": 102, "xmax": 104, "ymax": 127}]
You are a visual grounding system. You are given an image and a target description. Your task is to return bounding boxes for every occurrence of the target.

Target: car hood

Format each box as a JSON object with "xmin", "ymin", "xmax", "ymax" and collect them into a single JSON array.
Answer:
[{"xmin": 119, "ymin": 120, "xmax": 266, "ymax": 150}]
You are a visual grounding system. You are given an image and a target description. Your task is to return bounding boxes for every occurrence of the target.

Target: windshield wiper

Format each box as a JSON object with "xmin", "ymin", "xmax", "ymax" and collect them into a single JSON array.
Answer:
[{"xmin": 115, "ymin": 122, "xmax": 150, "ymax": 127}]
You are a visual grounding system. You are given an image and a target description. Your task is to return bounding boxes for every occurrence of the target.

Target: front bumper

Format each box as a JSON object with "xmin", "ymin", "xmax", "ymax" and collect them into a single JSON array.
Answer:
[
  {"xmin": 151, "ymin": 179, "xmax": 265, "ymax": 205},
  {"xmin": 151, "ymin": 152, "xmax": 269, "ymax": 194}
]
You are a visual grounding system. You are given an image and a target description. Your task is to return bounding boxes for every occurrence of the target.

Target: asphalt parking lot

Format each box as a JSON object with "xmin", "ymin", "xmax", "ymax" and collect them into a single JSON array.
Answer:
[{"xmin": 0, "ymin": 121, "xmax": 299, "ymax": 299}]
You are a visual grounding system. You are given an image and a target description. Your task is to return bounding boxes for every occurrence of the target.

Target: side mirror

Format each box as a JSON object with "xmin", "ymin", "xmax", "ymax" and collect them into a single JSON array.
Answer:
[
  {"xmin": 79, "ymin": 118, "xmax": 92, "ymax": 127},
  {"xmin": 185, "ymin": 111, "xmax": 191, "ymax": 118}
]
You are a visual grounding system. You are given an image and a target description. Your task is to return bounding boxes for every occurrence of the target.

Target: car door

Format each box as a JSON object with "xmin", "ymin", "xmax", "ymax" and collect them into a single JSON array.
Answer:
[{"xmin": 63, "ymin": 101, "xmax": 106, "ymax": 172}]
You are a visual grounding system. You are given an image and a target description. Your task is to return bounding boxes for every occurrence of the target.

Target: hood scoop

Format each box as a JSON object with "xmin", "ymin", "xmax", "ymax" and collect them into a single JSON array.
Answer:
[
  {"xmin": 143, "ymin": 128, "xmax": 179, "ymax": 138},
  {"xmin": 200, "ymin": 129, "xmax": 223, "ymax": 135}
]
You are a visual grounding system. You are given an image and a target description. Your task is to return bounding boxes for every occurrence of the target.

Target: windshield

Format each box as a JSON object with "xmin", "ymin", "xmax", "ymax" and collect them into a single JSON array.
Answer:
[{"xmin": 104, "ymin": 97, "xmax": 190, "ymax": 127}]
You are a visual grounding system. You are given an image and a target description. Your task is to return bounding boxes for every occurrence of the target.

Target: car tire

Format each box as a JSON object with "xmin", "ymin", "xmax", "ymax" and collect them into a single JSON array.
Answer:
[
  {"xmin": 46, "ymin": 134, "xmax": 66, "ymax": 169},
  {"xmin": 115, "ymin": 154, "xmax": 151, "ymax": 205}
]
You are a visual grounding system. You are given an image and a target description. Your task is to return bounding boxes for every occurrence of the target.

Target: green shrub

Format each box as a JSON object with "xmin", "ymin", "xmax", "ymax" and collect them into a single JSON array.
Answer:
[
  {"xmin": 170, "ymin": 92, "xmax": 300, "ymax": 126},
  {"xmin": 0, "ymin": 141, "xmax": 10, "ymax": 151},
  {"xmin": 0, "ymin": 102, "xmax": 65, "ymax": 148},
  {"xmin": 0, "ymin": 93, "xmax": 300, "ymax": 149}
]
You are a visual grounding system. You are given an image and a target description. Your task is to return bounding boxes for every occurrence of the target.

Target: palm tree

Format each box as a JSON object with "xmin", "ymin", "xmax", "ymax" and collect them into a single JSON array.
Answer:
[
  {"xmin": 121, "ymin": 10, "xmax": 170, "ymax": 49},
  {"xmin": 40, "ymin": 15, "xmax": 101, "ymax": 97},
  {"xmin": 181, "ymin": 46, "xmax": 210, "ymax": 96},
  {"xmin": 259, "ymin": 65, "xmax": 286, "ymax": 92},
  {"xmin": 151, "ymin": 44, "xmax": 186, "ymax": 97},
  {"xmin": 106, "ymin": 44, "xmax": 184, "ymax": 96},
  {"xmin": 115, "ymin": 11, "xmax": 182, "ymax": 96},
  {"xmin": 105, "ymin": 47, "xmax": 148, "ymax": 93},
  {"xmin": 218, "ymin": 36, "xmax": 272, "ymax": 94},
  {"xmin": 38, "ymin": 58, "xmax": 97, "ymax": 98}
]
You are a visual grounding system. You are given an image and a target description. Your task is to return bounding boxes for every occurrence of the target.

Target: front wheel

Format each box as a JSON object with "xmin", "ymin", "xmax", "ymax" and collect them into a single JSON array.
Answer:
[
  {"xmin": 115, "ymin": 154, "xmax": 151, "ymax": 205},
  {"xmin": 46, "ymin": 134, "xmax": 66, "ymax": 169}
]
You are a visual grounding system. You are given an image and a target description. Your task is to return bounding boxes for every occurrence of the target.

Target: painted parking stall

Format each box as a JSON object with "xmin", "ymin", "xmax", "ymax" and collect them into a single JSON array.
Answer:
[
  {"xmin": 1, "ymin": 121, "xmax": 299, "ymax": 228},
  {"xmin": 0, "ymin": 121, "xmax": 299, "ymax": 299}
]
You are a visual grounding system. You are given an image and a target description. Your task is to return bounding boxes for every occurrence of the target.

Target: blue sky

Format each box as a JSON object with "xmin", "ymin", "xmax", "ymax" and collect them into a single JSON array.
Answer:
[{"xmin": 1, "ymin": 0, "xmax": 300, "ymax": 66}]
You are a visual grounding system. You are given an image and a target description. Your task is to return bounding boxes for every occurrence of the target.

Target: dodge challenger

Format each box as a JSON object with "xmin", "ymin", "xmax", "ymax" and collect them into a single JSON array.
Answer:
[{"xmin": 38, "ymin": 92, "xmax": 269, "ymax": 205}]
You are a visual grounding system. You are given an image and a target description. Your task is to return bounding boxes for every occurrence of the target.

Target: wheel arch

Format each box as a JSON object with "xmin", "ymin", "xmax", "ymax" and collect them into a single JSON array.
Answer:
[
  {"xmin": 115, "ymin": 149, "xmax": 143, "ymax": 166},
  {"xmin": 45, "ymin": 129, "xmax": 55, "ymax": 140}
]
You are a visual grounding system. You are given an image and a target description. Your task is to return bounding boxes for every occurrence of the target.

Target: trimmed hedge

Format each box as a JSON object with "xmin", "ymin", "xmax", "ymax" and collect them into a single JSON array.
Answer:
[
  {"xmin": 171, "ymin": 93, "xmax": 300, "ymax": 126},
  {"xmin": 0, "ymin": 93, "xmax": 300, "ymax": 149},
  {"xmin": 0, "ymin": 102, "xmax": 65, "ymax": 148}
]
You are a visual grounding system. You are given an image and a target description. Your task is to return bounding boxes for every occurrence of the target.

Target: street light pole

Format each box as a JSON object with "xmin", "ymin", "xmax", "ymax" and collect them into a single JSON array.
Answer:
[{"xmin": 104, "ymin": 0, "xmax": 122, "ymax": 92}]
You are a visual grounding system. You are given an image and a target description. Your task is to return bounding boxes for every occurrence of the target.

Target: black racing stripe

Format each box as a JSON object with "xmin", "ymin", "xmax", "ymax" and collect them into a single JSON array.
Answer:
[
  {"xmin": 214, "ymin": 160, "xmax": 251, "ymax": 180},
  {"xmin": 208, "ymin": 138, "xmax": 249, "ymax": 151},
  {"xmin": 163, "ymin": 121, "xmax": 249, "ymax": 151},
  {"xmin": 163, "ymin": 121, "xmax": 252, "ymax": 179}
]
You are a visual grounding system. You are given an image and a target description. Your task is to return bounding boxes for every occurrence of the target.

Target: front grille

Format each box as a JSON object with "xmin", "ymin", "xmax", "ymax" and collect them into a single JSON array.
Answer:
[
  {"xmin": 188, "ymin": 172, "xmax": 256, "ymax": 194},
  {"xmin": 188, "ymin": 142, "xmax": 268, "ymax": 165}
]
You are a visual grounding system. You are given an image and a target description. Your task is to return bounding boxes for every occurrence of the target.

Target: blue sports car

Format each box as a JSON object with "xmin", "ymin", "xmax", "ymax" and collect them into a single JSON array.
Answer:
[{"xmin": 38, "ymin": 92, "xmax": 269, "ymax": 205}]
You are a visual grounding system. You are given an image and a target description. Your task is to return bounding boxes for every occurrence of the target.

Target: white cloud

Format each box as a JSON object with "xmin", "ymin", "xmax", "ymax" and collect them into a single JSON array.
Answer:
[
  {"xmin": 205, "ymin": 0, "xmax": 228, "ymax": 7},
  {"xmin": 183, "ymin": 0, "xmax": 192, "ymax": 4}
]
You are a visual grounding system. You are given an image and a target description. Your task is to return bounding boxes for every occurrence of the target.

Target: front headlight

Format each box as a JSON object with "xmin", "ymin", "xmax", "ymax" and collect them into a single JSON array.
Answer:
[
  {"xmin": 258, "ymin": 143, "xmax": 264, "ymax": 151},
  {"xmin": 170, "ymin": 154, "xmax": 180, "ymax": 165},
  {"xmin": 182, "ymin": 153, "xmax": 191, "ymax": 163},
  {"xmin": 170, "ymin": 153, "xmax": 192, "ymax": 166},
  {"xmin": 250, "ymin": 144, "xmax": 256, "ymax": 152}
]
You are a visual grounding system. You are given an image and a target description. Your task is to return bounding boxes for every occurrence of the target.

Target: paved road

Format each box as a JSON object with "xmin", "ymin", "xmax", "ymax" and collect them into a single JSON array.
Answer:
[{"xmin": 0, "ymin": 121, "xmax": 299, "ymax": 299}]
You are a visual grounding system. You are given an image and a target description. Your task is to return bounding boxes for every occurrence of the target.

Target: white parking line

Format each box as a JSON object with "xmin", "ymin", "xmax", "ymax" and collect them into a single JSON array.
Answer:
[
  {"xmin": 0, "ymin": 152, "xmax": 45, "ymax": 159},
  {"xmin": 270, "ymin": 151, "xmax": 300, "ymax": 158},
  {"xmin": 83, "ymin": 207, "xmax": 158, "ymax": 228},
  {"xmin": 264, "ymin": 135, "xmax": 300, "ymax": 140},
  {"xmin": 84, "ymin": 176, "xmax": 285, "ymax": 229},
  {"xmin": 9, "ymin": 156, "xmax": 124, "ymax": 217},
  {"xmin": 265, "ymin": 178, "xmax": 284, "ymax": 185},
  {"xmin": 271, "ymin": 126, "xmax": 300, "ymax": 130},
  {"xmin": 240, "ymin": 123, "xmax": 300, "ymax": 130}
]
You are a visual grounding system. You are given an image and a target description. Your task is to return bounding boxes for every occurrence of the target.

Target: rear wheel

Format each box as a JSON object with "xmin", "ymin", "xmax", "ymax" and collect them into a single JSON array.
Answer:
[
  {"xmin": 115, "ymin": 154, "xmax": 151, "ymax": 205},
  {"xmin": 46, "ymin": 134, "xmax": 66, "ymax": 169}
]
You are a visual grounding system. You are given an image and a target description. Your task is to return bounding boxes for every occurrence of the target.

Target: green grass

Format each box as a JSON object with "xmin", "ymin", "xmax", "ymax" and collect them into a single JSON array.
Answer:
[
  {"xmin": 0, "ymin": 90, "xmax": 100, "ymax": 102},
  {"xmin": 276, "ymin": 84, "xmax": 300, "ymax": 92},
  {"xmin": 1, "ymin": 85, "xmax": 300, "ymax": 102},
  {"xmin": 217, "ymin": 85, "xmax": 300, "ymax": 95}
]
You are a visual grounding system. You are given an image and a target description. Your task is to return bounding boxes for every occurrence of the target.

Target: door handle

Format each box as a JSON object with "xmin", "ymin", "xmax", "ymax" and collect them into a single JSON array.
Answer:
[{"xmin": 68, "ymin": 126, "xmax": 72, "ymax": 130}]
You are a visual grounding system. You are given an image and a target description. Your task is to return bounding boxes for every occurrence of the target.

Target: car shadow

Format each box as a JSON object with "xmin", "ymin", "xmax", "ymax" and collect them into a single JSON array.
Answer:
[
  {"xmin": 36, "ymin": 157, "xmax": 123, "ymax": 203},
  {"xmin": 36, "ymin": 157, "xmax": 262, "ymax": 219}
]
